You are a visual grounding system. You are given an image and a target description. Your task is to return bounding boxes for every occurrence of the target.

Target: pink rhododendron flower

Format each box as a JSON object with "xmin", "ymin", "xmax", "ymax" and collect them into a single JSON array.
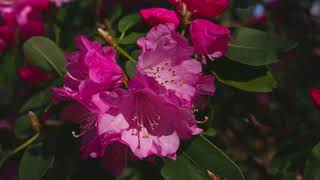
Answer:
[
  {"xmin": 137, "ymin": 23, "xmax": 206, "ymax": 103},
  {"xmin": 140, "ymin": 8, "xmax": 180, "ymax": 28},
  {"xmin": 170, "ymin": 0, "xmax": 229, "ymax": 18},
  {"xmin": 61, "ymin": 102, "xmax": 129, "ymax": 176},
  {"xmin": 52, "ymin": 35, "xmax": 124, "ymax": 112},
  {"xmin": 18, "ymin": 66, "xmax": 52, "ymax": 84},
  {"xmin": 98, "ymin": 74, "xmax": 202, "ymax": 160},
  {"xmin": 311, "ymin": 88, "xmax": 320, "ymax": 109},
  {"xmin": 190, "ymin": 19, "xmax": 231, "ymax": 62}
]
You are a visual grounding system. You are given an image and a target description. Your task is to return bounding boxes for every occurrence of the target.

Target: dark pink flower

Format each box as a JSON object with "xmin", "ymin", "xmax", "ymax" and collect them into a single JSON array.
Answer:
[
  {"xmin": 20, "ymin": 19, "xmax": 45, "ymax": 40},
  {"xmin": 52, "ymin": 35, "xmax": 124, "ymax": 112},
  {"xmin": 18, "ymin": 65, "xmax": 52, "ymax": 84},
  {"xmin": 170, "ymin": 0, "xmax": 229, "ymax": 18},
  {"xmin": 190, "ymin": 19, "xmax": 231, "ymax": 62},
  {"xmin": 137, "ymin": 23, "xmax": 203, "ymax": 103},
  {"xmin": 311, "ymin": 88, "xmax": 320, "ymax": 110},
  {"xmin": 140, "ymin": 8, "xmax": 180, "ymax": 28},
  {"xmin": 0, "ymin": 0, "xmax": 49, "ymax": 47},
  {"xmin": 97, "ymin": 74, "xmax": 202, "ymax": 160}
]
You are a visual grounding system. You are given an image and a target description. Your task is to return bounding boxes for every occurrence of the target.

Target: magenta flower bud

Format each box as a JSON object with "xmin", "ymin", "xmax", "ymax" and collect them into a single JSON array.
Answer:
[
  {"xmin": 18, "ymin": 66, "xmax": 51, "ymax": 84},
  {"xmin": 190, "ymin": 19, "xmax": 231, "ymax": 62},
  {"xmin": 140, "ymin": 8, "xmax": 180, "ymax": 28},
  {"xmin": 177, "ymin": 0, "xmax": 229, "ymax": 18},
  {"xmin": 311, "ymin": 88, "xmax": 320, "ymax": 110}
]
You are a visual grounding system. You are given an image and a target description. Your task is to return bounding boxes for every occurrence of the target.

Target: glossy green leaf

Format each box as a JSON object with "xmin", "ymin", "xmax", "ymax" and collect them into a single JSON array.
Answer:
[
  {"xmin": 19, "ymin": 89, "xmax": 51, "ymax": 114},
  {"xmin": 19, "ymin": 144, "xmax": 54, "ymax": 180},
  {"xmin": 23, "ymin": 37, "xmax": 66, "ymax": 76},
  {"xmin": 212, "ymin": 59, "xmax": 276, "ymax": 92},
  {"xmin": 118, "ymin": 13, "xmax": 140, "ymax": 33},
  {"xmin": 119, "ymin": 32, "xmax": 144, "ymax": 45},
  {"xmin": 161, "ymin": 136, "xmax": 245, "ymax": 180},
  {"xmin": 162, "ymin": 155, "xmax": 208, "ymax": 180},
  {"xmin": 226, "ymin": 27, "xmax": 297, "ymax": 66}
]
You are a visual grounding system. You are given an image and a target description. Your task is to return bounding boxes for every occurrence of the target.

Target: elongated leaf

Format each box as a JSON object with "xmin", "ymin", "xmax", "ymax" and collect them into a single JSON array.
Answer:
[
  {"xmin": 161, "ymin": 136, "xmax": 245, "ymax": 180},
  {"xmin": 119, "ymin": 32, "xmax": 144, "ymax": 45},
  {"xmin": 23, "ymin": 37, "xmax": 66, "ymax": 76},
  {"xmin": 211, "ymin": 59, "xmax": 276, "ymax": 92},
  {"xmin": 19, "ymin": 144, "xmax": 54, "ymax": 180},
  {"xmin": 226, "ymin": 27, "xmax": 297, "ymax": 66},
  {"xmin": 19, "ymin": 89, "xmax": 51, "ymax": 114},
  {"xmin": 118, "ymin": 13, "xmax": 140, "ymax": 33}
]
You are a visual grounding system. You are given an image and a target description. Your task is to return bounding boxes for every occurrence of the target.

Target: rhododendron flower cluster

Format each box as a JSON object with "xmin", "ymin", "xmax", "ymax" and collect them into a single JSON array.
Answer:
[{"xmin": 53, "ymin": 23, "xmax": 216, "ymax": 175}]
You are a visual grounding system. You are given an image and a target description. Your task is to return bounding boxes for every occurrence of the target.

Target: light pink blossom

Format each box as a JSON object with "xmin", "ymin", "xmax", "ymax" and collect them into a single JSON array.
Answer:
[
  {"xmin": 98, "ymin": 74, "xmax": 202, "ymax": 160},
  {"xmin": 137, "ymin": 23, "xmax": 203, "ymax": 103}
]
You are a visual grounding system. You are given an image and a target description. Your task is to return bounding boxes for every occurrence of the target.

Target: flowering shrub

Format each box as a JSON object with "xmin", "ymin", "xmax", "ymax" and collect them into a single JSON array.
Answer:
[{"xmin": 2, "ymin": 1, "xmax": 320, "ymax": 180}]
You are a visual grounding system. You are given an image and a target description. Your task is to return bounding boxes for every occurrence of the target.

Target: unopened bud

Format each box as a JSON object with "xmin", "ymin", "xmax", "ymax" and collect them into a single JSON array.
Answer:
[
  {"xmin": 28, "ymin": 111, "xmax": 41, "ymax": 132},
  {"xmin": 97, "ymin": 28, "xmax": 116, "ymax": 47}
]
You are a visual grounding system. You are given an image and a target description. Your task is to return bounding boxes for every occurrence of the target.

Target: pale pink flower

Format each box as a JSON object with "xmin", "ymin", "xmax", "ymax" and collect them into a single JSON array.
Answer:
[
  {"xmin": 98, "ymin": 74, "xmax": 202, "ymax": 160},
  {"xmin": 137, "ymin": 23, "xmax": 203, "ymax": 103}
]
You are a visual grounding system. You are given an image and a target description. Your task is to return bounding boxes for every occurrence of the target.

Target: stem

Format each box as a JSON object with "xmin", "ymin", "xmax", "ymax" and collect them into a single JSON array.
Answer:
[
  {"xmin": 10, "ymin": 132, "xmax": 40, "ymax": 156},
  {"xmin": 97, "ymin": 28, "xmax": 136, "ymax": 63},
  {"xmin": 115, "ymin": 45, "xmax": 136, "ymax": 63}
]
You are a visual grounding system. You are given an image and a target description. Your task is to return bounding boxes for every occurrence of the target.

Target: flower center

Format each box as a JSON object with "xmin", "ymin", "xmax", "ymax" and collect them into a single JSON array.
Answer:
[
  {"xmin": 145, "ymin": 61, "xmax": 178, "ymax": 86},
  {"xmin": 131, "ymin": 92, "xmax": 160, "ymax": 138}
]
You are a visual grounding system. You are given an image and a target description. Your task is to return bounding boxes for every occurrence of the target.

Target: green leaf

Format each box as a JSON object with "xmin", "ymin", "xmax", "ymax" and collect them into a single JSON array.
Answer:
[
  {"xmin": 0, "ymin": 52, "xmax": 17, "ymax": 105},
  {"xmin": 161, "ymin": 136, "xmax": 245, "ymax": 180},
  {"xmin": 119, "ymin": 32, "xmax": 144, "ymax": 45},
  {"xmin": 304, "ymin": 142, "xmax": 320, "ymax": 180},
  {"xmin": 212, "ymin": 59, "xmax": 276, "ymax": 92},
  {"xmin": 15, "ymin": 115, "xmax": 33, "ymax": 139},
  {"xmin": 125, "ymin": 61, "xmax": 137, "ymax": 78},
  {"xmin": 23, "ymin": 37, "xmax": 66, "ymax": 76},
  {"xmin": 19, "ymin": 144, "xmax": 54, "ymax": 180},
  {"xmin": 162, "ymin": 155, "xmax": 208, "ymax": 180},
  {"xmin": 226, "ymin": 27, "xmax": 297, "ymax": 66},
  {"xmin": 118, "ymin": 13, "xmax": 140, "ymax": 33},
  {"xmin": 19, "ymin": 89, "xmax": 51, "ymax": 114}
]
